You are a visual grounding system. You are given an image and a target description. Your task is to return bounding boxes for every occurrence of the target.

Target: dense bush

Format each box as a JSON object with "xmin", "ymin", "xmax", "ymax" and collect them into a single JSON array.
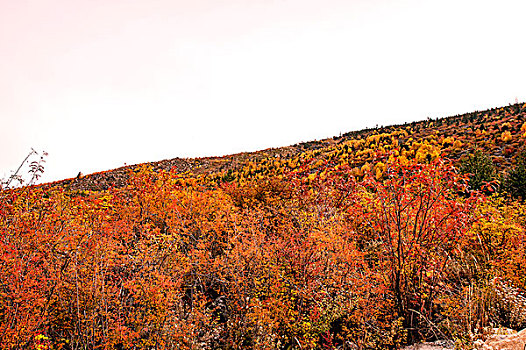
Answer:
[{"xmin": 2, "ymin": 155, "xmax": 525, "ymax": 349}]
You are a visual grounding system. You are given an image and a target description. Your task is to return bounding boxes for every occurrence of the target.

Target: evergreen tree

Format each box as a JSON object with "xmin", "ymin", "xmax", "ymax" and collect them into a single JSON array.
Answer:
[{"xmin": 459, "ymin": 150, "xmax": 496, "ymax": 191}]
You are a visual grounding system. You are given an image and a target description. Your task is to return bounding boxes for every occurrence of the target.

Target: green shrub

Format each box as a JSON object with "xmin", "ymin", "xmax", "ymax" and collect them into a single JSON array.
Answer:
[{"xmin": 459, "ymin": 150, "xmax": 496, "ymax": 191}]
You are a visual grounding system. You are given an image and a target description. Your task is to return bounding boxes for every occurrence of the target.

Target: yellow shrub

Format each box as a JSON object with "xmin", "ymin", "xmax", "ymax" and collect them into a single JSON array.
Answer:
[{"xmin": 501, "ymin": 131, "xmax": 512, "ymax": 142}]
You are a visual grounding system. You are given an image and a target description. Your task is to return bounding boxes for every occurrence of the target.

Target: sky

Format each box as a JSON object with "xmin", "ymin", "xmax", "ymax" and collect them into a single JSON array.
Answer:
[{"xmin": 1, "ymin": 0, "xmax": 525, "ymax": 184}]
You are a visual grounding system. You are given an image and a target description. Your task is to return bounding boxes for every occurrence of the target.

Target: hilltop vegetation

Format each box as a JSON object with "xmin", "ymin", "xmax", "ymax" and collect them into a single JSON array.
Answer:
[
  {"xmin": 52, "ymin": 103, "xmax": 526, "ymax": 194},
  {"xmin": 1, "ymin": 103, "xmax": 526, "ymax": 349}
]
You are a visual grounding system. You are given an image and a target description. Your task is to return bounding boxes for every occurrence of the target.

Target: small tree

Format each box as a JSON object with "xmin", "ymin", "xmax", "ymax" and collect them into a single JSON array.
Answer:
[
  {"xmin": 353, "ymin": 158, "xmax": 479, "ymax": 342},
  {"xmin": 1, "ymin": 149, "xmax": 47, "ymax": 190},
  {"xmin": 459, "ymin": 150, "xmax": 496, "ymax": 192}
]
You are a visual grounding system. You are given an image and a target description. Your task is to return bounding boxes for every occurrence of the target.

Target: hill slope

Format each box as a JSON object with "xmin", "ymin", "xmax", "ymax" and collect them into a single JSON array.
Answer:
[
  {"xmin": 2, "ymin": 102, "xmax": 526, "ymax": 349},
  {"xmin": 47, "ymin": 102, "xmax": 526, "ymax": 192}
]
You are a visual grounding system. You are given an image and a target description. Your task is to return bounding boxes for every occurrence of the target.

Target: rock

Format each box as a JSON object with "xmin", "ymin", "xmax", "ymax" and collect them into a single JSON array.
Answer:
[
  {"xmin": 402, "ymin": 340, "xmax": 455, "ymax": 350},
  {"xmin": 477, "ymin": 328, "xmax": 526, "ymax": 350}
]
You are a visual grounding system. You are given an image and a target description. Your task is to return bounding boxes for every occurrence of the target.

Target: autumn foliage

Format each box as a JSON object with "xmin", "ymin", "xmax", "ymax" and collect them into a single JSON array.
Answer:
[{"xmin": 2, "ymin": 103, "xmax": 526, "ymax": 349}]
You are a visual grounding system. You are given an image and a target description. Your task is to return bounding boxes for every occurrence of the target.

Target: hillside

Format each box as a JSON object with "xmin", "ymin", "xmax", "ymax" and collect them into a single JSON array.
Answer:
[
  {"xmin": 48, "ymin": 102, "xmax": 526, "ymax": 193},
  {"xmin": 2, "ymin": 103, "xmax": 526, "ymax": 349}
]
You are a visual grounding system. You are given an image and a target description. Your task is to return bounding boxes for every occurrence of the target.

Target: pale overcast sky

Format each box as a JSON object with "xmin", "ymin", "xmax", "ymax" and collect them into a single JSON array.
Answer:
[{"xmin": 1, "ymin": 0, "xmax": 525, "ymax": 184}]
